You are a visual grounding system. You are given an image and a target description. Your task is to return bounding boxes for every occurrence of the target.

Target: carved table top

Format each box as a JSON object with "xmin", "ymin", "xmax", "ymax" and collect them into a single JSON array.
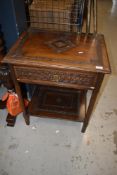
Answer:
[{"xmin": 3, "ymin": 30, "xmax": 111, "ymax": 74}]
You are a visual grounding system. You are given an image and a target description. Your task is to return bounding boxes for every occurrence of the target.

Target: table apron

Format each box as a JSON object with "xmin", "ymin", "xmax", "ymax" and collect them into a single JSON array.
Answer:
[{"xmin": 14, "ymin": 66, "xmax": 98, "ymax": 90}]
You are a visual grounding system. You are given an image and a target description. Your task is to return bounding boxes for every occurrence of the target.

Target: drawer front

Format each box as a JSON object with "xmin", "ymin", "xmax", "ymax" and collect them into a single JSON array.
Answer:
[{"xmin": 14, "ymin": 66, "xmax": 97, "ymax": 89}]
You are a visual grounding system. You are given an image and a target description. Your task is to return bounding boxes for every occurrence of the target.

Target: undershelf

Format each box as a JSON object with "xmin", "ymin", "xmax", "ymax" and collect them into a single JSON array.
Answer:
[{"xmin": 29, "ymin": 86, "xmax": 86, "ymax": 122}]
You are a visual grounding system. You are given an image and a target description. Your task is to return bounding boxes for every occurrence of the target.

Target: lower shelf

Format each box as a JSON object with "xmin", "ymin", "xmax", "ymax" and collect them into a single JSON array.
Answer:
[{"xmin": 29, "ymin": 86, "xmax": 86, "ymax": 122}]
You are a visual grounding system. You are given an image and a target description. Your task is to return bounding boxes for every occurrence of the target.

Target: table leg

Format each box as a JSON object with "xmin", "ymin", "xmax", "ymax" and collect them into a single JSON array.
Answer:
[
  {"xmin": 9, "ymin": 65, "xmax": 30, "ymax": 125},
  {"xmin": 81, "ymin": 73, "xmax": 104, "ymax": 133}
]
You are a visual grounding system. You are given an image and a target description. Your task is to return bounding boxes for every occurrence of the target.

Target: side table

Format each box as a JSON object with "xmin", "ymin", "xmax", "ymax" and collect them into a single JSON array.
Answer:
[{"xmin": 2, "ymin": 31, "xmax": 111, "ymax": 132}]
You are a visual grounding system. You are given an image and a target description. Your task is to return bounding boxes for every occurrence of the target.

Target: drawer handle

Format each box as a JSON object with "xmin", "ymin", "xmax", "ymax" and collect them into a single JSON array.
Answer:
[{"xmin": 52, "ymin": 74, "xmax": 60, "ymax": 82}]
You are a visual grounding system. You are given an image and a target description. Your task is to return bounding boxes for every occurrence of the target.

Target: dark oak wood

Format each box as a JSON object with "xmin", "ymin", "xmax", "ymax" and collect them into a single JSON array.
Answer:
[
  {"xmin": 29, "ymin": 86, "xmax": 86, "ymax": 122},
  {"xmin": 2, "ymin": 30, "xmax": 111, "ymax": 132},
  {"xmin": 14, "ymin": 66, "xmax": 97, "ymax": 90},
  {"xmin": 3, "ymin": 31, "xmax": 110, "ymax": 74},
  {"xmin": 82, "ymin": 73, "xmax": 104, "ymax": 132}
]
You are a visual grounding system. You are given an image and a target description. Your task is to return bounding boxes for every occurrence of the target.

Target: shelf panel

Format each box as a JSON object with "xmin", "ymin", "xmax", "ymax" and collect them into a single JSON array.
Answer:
[{"xmin": 29, "ymin": 86, "xmax": 86, "ymax": 122}]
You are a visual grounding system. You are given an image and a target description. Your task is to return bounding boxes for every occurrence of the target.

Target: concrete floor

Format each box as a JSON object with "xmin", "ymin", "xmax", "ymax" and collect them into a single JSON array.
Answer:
[{"xmin": 0, "ymin": 0, "xmax": 117, "ymax": 175}]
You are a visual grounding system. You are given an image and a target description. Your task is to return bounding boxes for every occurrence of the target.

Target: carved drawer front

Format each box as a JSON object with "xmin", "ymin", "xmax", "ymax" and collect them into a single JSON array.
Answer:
[{"xmin": 14, "ymin": 66, "xmax": 97, "ymax": 89}]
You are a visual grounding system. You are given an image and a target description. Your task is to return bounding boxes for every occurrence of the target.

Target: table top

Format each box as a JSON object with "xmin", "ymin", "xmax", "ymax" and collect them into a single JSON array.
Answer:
[{"xmin": 3, "ymin": 30, "xmax": 111, "ymax": 74}]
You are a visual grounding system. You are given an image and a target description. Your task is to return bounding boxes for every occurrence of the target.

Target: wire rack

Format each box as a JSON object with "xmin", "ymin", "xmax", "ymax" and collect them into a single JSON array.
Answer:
[{"xmin": 28, "ymin": 0, "xmax": 86, "ymax": 33}]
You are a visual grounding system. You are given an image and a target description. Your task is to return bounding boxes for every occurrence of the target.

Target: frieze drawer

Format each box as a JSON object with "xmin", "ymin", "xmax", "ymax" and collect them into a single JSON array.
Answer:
[{"xmin": 14, "ymin": 66, "xmax": 97, "ymax": 89}]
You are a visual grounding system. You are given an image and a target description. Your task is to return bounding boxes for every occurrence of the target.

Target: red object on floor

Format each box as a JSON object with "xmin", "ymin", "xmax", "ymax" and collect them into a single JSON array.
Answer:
[{"xmin": 6, "ymin": 93, "xmax": 28, "ymax": 116}]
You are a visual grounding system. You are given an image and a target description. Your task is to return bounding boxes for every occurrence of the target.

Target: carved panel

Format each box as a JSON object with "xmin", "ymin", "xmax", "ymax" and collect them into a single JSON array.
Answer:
[{"xmin": 14, "ymin": 66, "xmax": 97, "ymax": 88}]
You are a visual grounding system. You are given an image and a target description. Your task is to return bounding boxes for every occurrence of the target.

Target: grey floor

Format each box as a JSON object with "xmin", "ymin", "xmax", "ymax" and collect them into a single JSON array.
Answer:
[{"xmin": 0, "ymin": 0, "xmax": 117, "ymax": 175}]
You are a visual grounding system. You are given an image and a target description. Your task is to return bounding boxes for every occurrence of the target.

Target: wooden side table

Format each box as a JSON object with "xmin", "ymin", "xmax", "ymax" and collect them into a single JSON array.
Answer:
[{"xmin": 2, "ymin": 31, "xmax": 111, "ymax": 132}]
